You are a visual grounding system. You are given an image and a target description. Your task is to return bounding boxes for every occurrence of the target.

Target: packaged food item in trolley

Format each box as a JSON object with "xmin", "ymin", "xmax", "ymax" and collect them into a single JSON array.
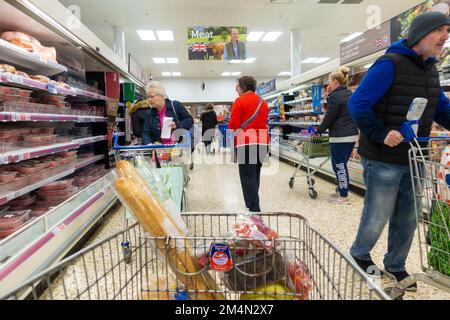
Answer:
[
  {"xmin": 0, "ymin": 209, "xmax": 30, "ymax": 230},
  {"xmin": 239, "ymin": 282, "xmax": 295, "ymax": 300},
  {"xmin": 233, "ymin": 214, "xmax": 278, "ymax": 250},
  {"xmin": 285, "ymin": 253, "xmax": 312, "ymax": 300}
]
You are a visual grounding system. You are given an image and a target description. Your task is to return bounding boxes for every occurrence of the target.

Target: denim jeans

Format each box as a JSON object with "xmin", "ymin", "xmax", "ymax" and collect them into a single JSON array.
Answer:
[{"xmin": 350, "ymin": 156, "xmax": 419, "ymax": 272}]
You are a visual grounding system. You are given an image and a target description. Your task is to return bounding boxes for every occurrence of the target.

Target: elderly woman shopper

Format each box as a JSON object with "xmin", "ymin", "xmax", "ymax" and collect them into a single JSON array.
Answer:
[
  {"xmin": 142, "ymin": 81, "xmax": 194, "ymax": 146},
  {"xmin": 228, "ymin": 76, "xmax": 269, "ymax": 213}
]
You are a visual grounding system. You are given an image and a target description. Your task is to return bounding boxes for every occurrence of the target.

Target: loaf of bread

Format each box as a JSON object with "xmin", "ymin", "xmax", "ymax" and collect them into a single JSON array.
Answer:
[{"xmin": 114, "ymin": 162, "xmax": 224, "ymax": 300}]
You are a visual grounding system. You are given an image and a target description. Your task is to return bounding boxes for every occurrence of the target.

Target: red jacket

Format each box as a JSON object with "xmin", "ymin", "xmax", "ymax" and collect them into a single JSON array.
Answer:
[{"xmin": 228, "ymin": 92, "xmax": 269, "ymax": 147}]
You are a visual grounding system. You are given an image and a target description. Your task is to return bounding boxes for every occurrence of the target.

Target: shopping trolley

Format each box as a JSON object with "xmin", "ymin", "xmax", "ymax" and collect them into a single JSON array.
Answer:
[
  {"xmin": 288, "ymin": 133, "xmax": 331, "ymax": 199},
  {"xmin": 384, "ymin": 121, "xmax": 450, "ymax": 299},
  {"xmin": 0, "ymin": 212, "xmax": 390, "ymax": 300},
  {"xmin": 112, "ymin": 132, "xmax": 192, "ymax": 263}
]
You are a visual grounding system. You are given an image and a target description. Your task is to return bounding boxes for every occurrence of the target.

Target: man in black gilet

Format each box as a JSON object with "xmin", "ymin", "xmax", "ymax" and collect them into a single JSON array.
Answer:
[{"xmin": 348, "ymin": 12, "xmax": 450, "ymax": 291}]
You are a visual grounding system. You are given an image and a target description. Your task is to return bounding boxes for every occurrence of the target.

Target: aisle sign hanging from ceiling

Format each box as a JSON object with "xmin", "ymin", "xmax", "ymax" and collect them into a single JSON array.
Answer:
[
  {"xmin": 256, "ymin": 79, "xmax": 276, "ymax": 96},
  {"xmin": 188, "ymin": 26, "xmax": 248, "ymax": 61}
]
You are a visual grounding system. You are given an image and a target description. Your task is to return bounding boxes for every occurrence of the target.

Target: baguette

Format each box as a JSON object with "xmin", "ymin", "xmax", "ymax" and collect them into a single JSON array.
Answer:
[{"xmin": 114, "ymin": 176, "xmax": 223, "ymax": 300}]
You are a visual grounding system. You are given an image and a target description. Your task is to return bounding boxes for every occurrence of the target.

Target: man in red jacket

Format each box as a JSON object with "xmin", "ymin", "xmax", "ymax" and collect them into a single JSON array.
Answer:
[{"xmin": 228, "ymin": 76, "xmax": 269, "ymax": 212}]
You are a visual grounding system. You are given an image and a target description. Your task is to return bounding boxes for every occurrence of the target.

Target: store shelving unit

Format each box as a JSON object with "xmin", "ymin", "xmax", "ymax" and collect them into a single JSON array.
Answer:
[{"xmin": 0, "ymin": 0, "xmax": 139, "ymax": 293}]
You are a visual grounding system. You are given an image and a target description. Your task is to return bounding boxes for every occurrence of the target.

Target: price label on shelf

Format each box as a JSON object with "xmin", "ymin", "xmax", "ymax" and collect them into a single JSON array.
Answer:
[
  {"xmin": 47, "ymin": 83, "xmax": 58, "ymax": 95},
  {"xmin": 6, "ymin": 73, "xmax": 24, "ymax": 84}
]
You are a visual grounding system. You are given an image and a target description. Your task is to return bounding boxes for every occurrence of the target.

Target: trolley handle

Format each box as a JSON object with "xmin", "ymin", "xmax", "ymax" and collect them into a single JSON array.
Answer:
[
  {"xmin": 401, "ymin": 121, "xmax": 450, "ymax": 143},
  {"xmin": 112, "ymin": 132, "xmax": 190, "ymax": 151}
]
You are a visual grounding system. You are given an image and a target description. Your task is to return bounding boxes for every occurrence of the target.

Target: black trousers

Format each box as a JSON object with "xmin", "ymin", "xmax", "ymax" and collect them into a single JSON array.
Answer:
[{"xmin": 237, "ymin": 145, "xmax": 268, "ymax": 213}]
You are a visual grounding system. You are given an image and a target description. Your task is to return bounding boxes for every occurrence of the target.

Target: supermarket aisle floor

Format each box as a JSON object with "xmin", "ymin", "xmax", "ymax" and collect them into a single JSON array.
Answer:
[{"xmin": 91, "ymin": 150, "xmax": 449, "ymax": 300}]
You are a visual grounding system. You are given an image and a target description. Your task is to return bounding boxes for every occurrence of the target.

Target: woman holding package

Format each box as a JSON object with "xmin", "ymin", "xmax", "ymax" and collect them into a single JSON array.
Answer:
[
  {"xmin": 316, "ymin": 67, "xmax": 359, "ymax": 205},
  {"xmin": 228, "ymin": 76, "xmax": 269, "ymax": 213},
  {"xmin": 142, "ymin": 81, "xmax": 194, "ymax": 146}
]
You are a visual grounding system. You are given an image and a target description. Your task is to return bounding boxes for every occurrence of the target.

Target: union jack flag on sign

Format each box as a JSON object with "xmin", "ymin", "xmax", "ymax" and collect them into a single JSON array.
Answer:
[
  {"xmin": 374, "ymin": 35, "xmax": 389, "ymax": 48},
  {"xmin": 191, "ymin": 43, "xmax": 208, "ymax": 52}
]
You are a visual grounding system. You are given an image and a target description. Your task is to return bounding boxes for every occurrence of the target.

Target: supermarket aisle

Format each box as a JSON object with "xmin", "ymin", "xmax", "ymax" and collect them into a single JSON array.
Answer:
[{"xmin": 90, "ymin": 151, "xmax": 449, "ymax": 300}]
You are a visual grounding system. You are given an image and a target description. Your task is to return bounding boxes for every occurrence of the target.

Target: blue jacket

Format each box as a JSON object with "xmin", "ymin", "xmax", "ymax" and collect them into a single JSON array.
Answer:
[
  {"xmin": 348, "ymin": 39, "xmax": 450, "ymax": 143},
  {"xmin": 142, "ymin": 99, "xmax": 194, "ymax": 145}
]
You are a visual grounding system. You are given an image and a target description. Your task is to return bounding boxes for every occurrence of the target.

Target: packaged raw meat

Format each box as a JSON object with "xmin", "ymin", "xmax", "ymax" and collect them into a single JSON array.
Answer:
[
  {"xmin": 0, "ymin": 210, "xmax": 30, "ymax": 229},
  {"xmin": 40, "ymin": 189, "xmax": 77, "ymax": 202},
  {"xmin": 59, "ymin": 151, "xmax": 77, "ymax": 158},
  {"xmin": 286, "ymin": 256, "xmax": 312, "ymax": 300},
  {"xmin": 38, "ymin": 186, "xmax": 75, "ymax": 197},
  {"xmin": 40, "ymin": 179, "xmax": 73, "ymax": 191},
  {"xmin": 0, "ymin": 171, "xmax": 17, "ymax": 183},
  {"xmin": 0, "ymin": 130, "xmax": 12, "ymax": 138},
  {"xmin": 0, "ymin": 87, "xmax": 21, "ymax": 95},
  {"xmin": 19, "ymin": 89, "xmax": 33, "ymax": 97},
  {"xmin": 40, "ymin": 128, "xmax": 55, "ymax": 134},
  {"xmin": 0, "ymin": 225, "xmax": 24, "ymax": 238},
  {"xmin": 9, "ymin": 194, "xmax": 36, "ymax": 207},
  {"xmin": 233, "ymin": 215, "xmax": 278, "ymax": 250},
  {"xmin": 1, "ymin": 31, "xmax": 42, "ymax": 52},
  {"xmin": 39, "ymin": 46, "xmax": 57, "ymax": 62},
  {"xmin": 0, "ymin": 182, "xmax": 12, "ymax": 194}
]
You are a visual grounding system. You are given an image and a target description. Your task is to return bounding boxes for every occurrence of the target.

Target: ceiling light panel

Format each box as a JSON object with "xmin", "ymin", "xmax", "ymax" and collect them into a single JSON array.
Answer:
[
  {"xmin": 221, "ymin": 72, "xmax": 231, "ymax": 76},
  {"xmin": 261, "ymin": 32, "xmax": 282, "ymax": 42},
  {"xmin": 153, "ymin": 57, "xmax": 166, "ymax": 64},
  {"xmin": 247, "ymin": 32, "xmax": 265, "ymax": 42},
  {"xmin": 161, "ymin": 72, "xmax": 171, "ymax": 76},
  {"xmin": 302, "ymin": 57, "xmax": 319, "ymax": 63},
  {"xmin": 137, "ymin": 30, "xmax": 156, "ymax": 41},
  {"xmin": 156, "ymin": 30, "xmax": 174, "ymax": 41},
  {"xmin": 172, "ymin": 72, "xmax": 181, "ymax": 76},
  {"xmin": 166, "ymin": 58, "xmax": 179, "ymax": 64},
  {"xmin": 341, "ymin": 32, "xmax": 363, "ymax": 43},
  {"xmin": 231, "ymin": 72, "xmax": 241, "ymax": 76},
  {"xmin": 278, "ymin": 71, "xmax": 291, "ymax": 76}
]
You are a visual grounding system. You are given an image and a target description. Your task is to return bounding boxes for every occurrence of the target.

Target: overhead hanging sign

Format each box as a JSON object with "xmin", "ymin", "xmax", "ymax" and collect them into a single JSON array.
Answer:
[
  {"xmin": 256, "ymin": 79, "xmax": 276, "ymax": 96},
  {"xmin": 188, "ymin": 26, "xmax": 248, "ymax": 61},
  {"xmin": 128, "ymin": 54, "xmax": 149, "ymax": 85},
  {"xmin": 340, "ymin": 21, "xmax": 391, "ymax": 65}
]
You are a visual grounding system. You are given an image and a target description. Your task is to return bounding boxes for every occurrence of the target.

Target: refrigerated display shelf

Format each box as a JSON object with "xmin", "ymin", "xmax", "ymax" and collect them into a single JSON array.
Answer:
[
  {"xmin": 285, "ymin": 97, "xmax": 313, "ymax": 105},
  {"xmin": 0, "ymin": 72, "xmax": 76, "ymax": 96},
  {"xmin": 0, "ymin": 167, "xmax": 75, "ymax": 206},
  {"xmin": 0, "ymin": 112, "xmax": 107, "ymax": 123},
  {"xmin": 269, "ymin": 121, "xmax": 320, "ymax": 127},
  {"xmin": 0, "ymin": 39, "xmax": 67, "ymax": 76},
  {"xmin": 74, "ymin": 135, "xmax": 107, "ymax": 146},
  {"xmin": 0, "ymin": 142, "xmax": 79, "ymax": 165},
  {"xmin": 285, "ymin": 110, "xmax": 316, "ymax": 116},
  {"xmin": 75, "ymin": 155, "xmax": 106, "ymax": 171}
]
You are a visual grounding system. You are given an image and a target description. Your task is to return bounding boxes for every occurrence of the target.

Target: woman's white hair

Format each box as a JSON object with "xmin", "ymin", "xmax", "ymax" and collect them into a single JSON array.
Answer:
[{"xmin": 145, "ymin": 81, "xmax": 168, "ymax": 98}]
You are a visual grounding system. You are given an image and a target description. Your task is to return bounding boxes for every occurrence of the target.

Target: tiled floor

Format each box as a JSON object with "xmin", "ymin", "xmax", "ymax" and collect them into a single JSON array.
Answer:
[{"xmin": 87, "ymin": 149, "xmax": 449, "ymax": 300}]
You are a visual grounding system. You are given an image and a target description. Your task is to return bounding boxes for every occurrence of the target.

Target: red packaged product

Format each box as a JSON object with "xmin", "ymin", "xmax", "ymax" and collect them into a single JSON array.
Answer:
[
  {"xmin": 0, "ymin": 131, "xmax": 12, "ymax": 138},
  {"xmin": 38, "ymin": 186, "xmax": 74, "ymax": 197},
  {"xmin": 9, "ymin": 194, "xmax": 36, "ymax": 207},
  {"xmin": 0, "ymin": 87, "xmax": 21, "ymax": 95},
  {"xmin": 0, "ymin": 171, "xmax": 17, "ymax": 183},
  {"xmin": 40, "ymin": 128, "xmax": 55, "ymax": 134},
  {"xmin": 19, "ymin": 89, "xmax": 33, "ymax": 97},
  {"xmin": 0, "ymin": 225, "xmax": 24, "ymax": 238},
  {"xmin": 40, "ymin": 179, "xmax": 73, "ymax": 191},
  {"xmin": 0, "ymin": 210, "xmax": 30, "ymax": 229},
  {"xmin": 15, "ymin": 165, "xmax": 40, "ymax": 175},
  {"xmin": 59, "ymin": 151, "xmax": 77, "ymax": 158}
]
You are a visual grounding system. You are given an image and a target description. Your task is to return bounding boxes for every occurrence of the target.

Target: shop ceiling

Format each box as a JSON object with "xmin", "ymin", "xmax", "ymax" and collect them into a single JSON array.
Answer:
[{"xmin": 58, "ymin": 0, "xmax": 424, "ymax": 79}]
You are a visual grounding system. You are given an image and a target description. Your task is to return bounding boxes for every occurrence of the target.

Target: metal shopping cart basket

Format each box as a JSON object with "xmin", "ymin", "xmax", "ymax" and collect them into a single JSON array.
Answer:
[
  {"xmin": 112, "ymin": 132, "xmax": 192, "ymax": 263},
  {"xmin": 385, "ymin": 132, "xmax": 450, "ymax": 299},
  {"xmin": 0, "ymin": 212, "xmax": 390, "ymax": 300},
  {"xmin": 288, "ymin": 134, "xmax": 331, "ymax": 199}
]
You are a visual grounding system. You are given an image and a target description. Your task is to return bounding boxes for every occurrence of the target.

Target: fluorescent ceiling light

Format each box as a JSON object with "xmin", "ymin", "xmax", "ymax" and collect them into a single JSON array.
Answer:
[
  {"xmin": 137, "ymin": 30, "xmax": 156, "ymax": 41},
  {"xmin": 229, "ymin": 59, "xmax": 242, "ymax": 64},
  {"xmin": 247, "ymin": 32, "xmax": 265, "ymax": 41},
  {"xmin": 221, "ymin": 72, "xmax": 231, "ymax": 76},
  {"xmin": 314, "ymin": 57, "xmax": 330, "ymax": 63},
  {"xmin": 302, "ymin": 57, "xmax": 319, "ymax": 64},
  {"xmin": 341, "ymin": 32, "xmax": 363, "ymax": 43},
  {"xmin": 153, "ymin": 57, "xmax": 166, "ymax": 64},
  {"xmin": 172, "ymin": 72, "xmax": 181, "ymax": 76},
  {"xmin": 261, "ymin": 32, "xmax": 282, "ymax": 42},
  {"xmin": 231, "ymin": 72, "xmax": 241, "ymax": 76},
  {"xmin": 156, "ymin": 30, "xmax": 174, "ymax": 41},
  {"xmin": 166, "ymin": 58, "xmax": 179, "ymax": 64},
  {"xmin": 278, "ymin": 71, "xmax": 291, "ymax": 76},
  {"xmin": 243, "ymin": 58, "xmax": 256, "ymax": 64},
  {"xmin": 161, "ymin": 72, "xmax": 171, "ymax": 76}
]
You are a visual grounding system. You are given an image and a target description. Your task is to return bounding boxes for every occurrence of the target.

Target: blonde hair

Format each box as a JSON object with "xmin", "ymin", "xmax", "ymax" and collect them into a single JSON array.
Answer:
[
  {"xmin": 145, "ymin": 81, "xmax": 168, "ymax": 99},
  {"xmin": 329, "ymin": 66, "xmax": 350, "ymax": 86}
]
